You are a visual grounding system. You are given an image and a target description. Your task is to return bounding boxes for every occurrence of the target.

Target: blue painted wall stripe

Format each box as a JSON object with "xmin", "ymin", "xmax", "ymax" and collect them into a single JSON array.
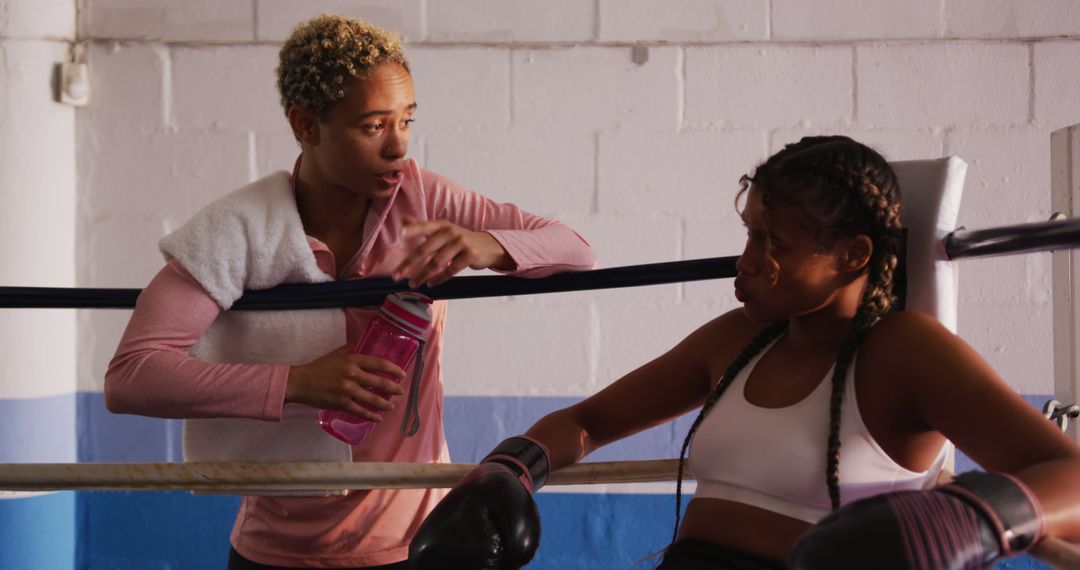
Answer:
[
  {"xmin": 66, "ymin": 491, "xmax": 1050, "ymax": 569},
  {"xmin": 0, "ymin": 492, "xmax": 76, "ymax": 569},
  {"xmin": 0, "ymin": 393, "xmax": 76, "ymax": 463},
  {"xmin": 73, "ymin": 393, "xmax": 698, "ymax": 463}
]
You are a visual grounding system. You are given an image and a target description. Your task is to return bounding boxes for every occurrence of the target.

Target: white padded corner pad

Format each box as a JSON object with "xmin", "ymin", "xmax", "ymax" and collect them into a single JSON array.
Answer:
[
  {"xmin": 890, "ymin": 157, "xmax": 968, "ymax": 333},
  {"xmin": 158, "ymin": 171, "xmax": 333, "ymax": 310}
]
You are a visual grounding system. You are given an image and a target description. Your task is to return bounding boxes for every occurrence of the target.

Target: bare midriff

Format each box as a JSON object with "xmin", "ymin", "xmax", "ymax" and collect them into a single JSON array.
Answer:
[{"xmin": 676, "ymin": 498, "xmax": 813, "ymax": 560}]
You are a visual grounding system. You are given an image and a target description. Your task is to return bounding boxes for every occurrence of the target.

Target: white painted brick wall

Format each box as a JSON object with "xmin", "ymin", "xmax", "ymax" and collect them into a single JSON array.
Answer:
[
  {"xmin": 79, "ymin": 0, "xmax": 254, "ymax": 42},
  {"xmin": 428, "ymin": 0, "xmax": 594, "ymax": 43},
  {"xmin": 81, "ymin": 43, "xmax": 168, "ymax": 134},
  {"xmin": 255, "ymin": 0, "xmax": 423, "ymax": 42},
  {"xmin": 856, "ymin": 43, "xmax": 1030, "ymax": 128},
  {"xmin": 443, "ymin": 299, "xmax": 595, "ymax": 396},
  {"xmin": 0, "ymin": 0, "xmax": 75, "ymax": 38},
  {"xmin": 171, "ymin": 45, "xmax": 282, "ymax": 132},
  {"xmin": 408, "ymin": 48, "xmax": 511, "ymax": 130},
  {"xmin": 946, "ymin": 127, "xmax": 1050, "ymax": 225},
  {"xmin": 66, "ymin": 4, "xmax": 1080, "ymax": 406},
  {"xmin": 1034, "ymin": 42, "xmax": 1080, "ymax": 131},
  {"xmin": 78, "ymin": 130, "xmax": 250, "ymax": 220},
  {"xmin": 773, "ymin": 0, "xmax": 943, "ymax": 41},
  {"xmin": 598, "ymin": 0, "xmax": 767, "ymax": 42},
  {"xmin": 597, "ymin": 130, "xmax": 768, "ymax": 216},
  {"xmin": 685, "ymin": 45, "xmax": 853, "ymax": 128},
  {"xmin": 512, "ymin": 47, "xmax": 680, "ymax": 131},
  {"xmin": 425, "ymin": 129, "xmax": 595, "ymax": 216},
  {"xmin": 946, "ymin": 0, "xmax": 1080, "ymax": 38}
]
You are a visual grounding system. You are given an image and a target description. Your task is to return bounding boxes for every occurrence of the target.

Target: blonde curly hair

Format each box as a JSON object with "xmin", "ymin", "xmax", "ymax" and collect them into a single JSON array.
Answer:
[{"xmin": 276, "ymin": 14, "xmax": 410, "ymax": 118}]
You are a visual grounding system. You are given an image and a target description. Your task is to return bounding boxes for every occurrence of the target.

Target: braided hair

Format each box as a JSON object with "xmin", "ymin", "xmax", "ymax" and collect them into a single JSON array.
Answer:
[{"xmin": 671, "ymin": 136, "xmax": 903, "ymax": 542}]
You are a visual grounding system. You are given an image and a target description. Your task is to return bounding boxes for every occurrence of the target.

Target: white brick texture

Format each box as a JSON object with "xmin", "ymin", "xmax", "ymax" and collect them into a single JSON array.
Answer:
[
  {"xmin": 597, "ymin": 130, "xmax": 768, "ymax": 216},
  {"xmin": 425, "ymin": 129, "xmax": 595, "ymax": 216},
  {"xmin": 256, "ymin": 0, "xmax": 423, "ymax": 42},
  {"xmin": 773, "ymin": 0, "xmax": 943, "ymax": 41},
  {"xmin": 946, "ymin": 0, "xmax": 1080, "ymax": 38},
  {"xmin": 171, "ymin": 45, "xmax": 283, "ymax": 133},
  {"xmin": 947, "ymin": 127, "xmax": 1050, "ymax": 226},
  {"xmin": 596, "ymin": 298, "xmax": 721, "ymax": 382},
  {"xmin": 598, "ymin": 0, "xmax": 768, "ymax": 42},
  {"xmin": 1, "ymin": 0, "xmax": 75, "ymax": 38},
  {"xmin": 82, "ymin": 43, "xmax": 168, "ymax": 135},
  {"xmin": 957, "ymin": 300, "xmax": 1053, "ymax": 394},
  {"xmin": 442, "ymin": 299, "xmax": 595, "ymax": 396},
  {"xmin": 79, "ymin": 0, "xmax": 254, "ymax": 42},
  {"xmin": 512, "ymin": 47, "xmax": 681, "ymax": 131},
  {"xmin": 685, "ymin": 46, "xmax": 854, "ymax": 128},
  {"xmin": 408, "ymin": 48, "xmax": 511, "ymax": 131},
  {"xmin": 581, "ymin": 212, "xmax": 681, "ymax": 268},
  {"xmin": 78, "ymin": 130, "xmax": 250, "ymax": 220},
  {"xmin": 1034, "ymin": 42, "xmax": 1080, "ymax": 131},
  {"xmin": 429, "ymin": 0, "xmax": 594, "ymax": 43},
  {"xmin": 856, "ymin": 43, "xmax": 1029, "ymax": 128}
]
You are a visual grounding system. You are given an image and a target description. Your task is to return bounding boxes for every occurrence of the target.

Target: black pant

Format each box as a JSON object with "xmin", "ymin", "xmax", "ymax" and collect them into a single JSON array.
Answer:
[
  {"xmin": 656, "ymin": 539, "xmax": 787, "ymax": 570},
  {"xmin": 228, "ymin": 547, "xmax": 409, "ymax": 570}
]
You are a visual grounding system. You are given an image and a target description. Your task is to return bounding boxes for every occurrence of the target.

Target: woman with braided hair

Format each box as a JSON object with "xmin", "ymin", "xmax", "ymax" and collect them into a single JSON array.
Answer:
[{"xmin": 410, "ymin": 136, "xmax": 1080, "ymax": 569}]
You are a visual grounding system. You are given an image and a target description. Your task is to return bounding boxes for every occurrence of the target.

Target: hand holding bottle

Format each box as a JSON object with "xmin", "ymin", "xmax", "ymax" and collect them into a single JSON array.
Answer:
[
  {"xmin": 318, "ymin": 292, "xmax": 434, "ymax": 445},
  {"xmin": 286, "ymin": 346, "xmax": 406, "ymax": 421}
]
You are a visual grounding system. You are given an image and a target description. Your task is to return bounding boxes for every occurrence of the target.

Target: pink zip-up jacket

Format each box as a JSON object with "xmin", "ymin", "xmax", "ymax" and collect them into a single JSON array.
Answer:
[{"xmin": 105, "ymin": 157, "xmax": 595, "ymax": 567}]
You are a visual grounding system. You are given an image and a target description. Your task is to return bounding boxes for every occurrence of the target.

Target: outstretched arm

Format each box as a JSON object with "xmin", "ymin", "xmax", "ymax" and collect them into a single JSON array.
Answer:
[
  {"xmin": 790, "ymin": 311, "xmax": 1080, "ymax": 569},
  {"xmin": 890, "ymin": 312, "xmax": 1080, "ymax": 543},
  {"xmin": 410, "ymin": 310, "xmax": 759, "ymax": 569},
  {"xmin": 525, "ymin": 311, "xmax": 749, "ymax": 470}
]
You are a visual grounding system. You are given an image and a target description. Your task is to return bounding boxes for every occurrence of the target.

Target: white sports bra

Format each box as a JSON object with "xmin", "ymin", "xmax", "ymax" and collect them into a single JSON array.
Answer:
[{"xmin": 688, "ymin": 337, "xmax": 953, "ymax": 523}]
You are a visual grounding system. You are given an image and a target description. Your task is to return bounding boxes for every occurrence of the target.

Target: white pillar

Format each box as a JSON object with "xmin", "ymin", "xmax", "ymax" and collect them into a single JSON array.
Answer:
[
  {"xmin": 0, "ymin": 0, "xmax": 78, "ymax": 567},
  {"xmin": 1051, "ymin": 123, "xmax": 1080, "ymax": 443}
]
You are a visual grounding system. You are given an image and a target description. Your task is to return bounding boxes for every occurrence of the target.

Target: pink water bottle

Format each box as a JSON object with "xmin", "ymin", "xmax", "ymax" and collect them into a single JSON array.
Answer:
[{"xmin": 318, "ymin": 292, "xmax": 433, "ymax": 445}]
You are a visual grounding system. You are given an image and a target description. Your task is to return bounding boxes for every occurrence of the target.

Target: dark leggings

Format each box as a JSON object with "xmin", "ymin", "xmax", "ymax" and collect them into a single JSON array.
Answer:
[
  {"xmin": 656, "ymin": 539, "xmax": 787, "ymax": 570},
  {"xmin": 228, "ymin": 548, "xmax": 409, "ymax": 570}
]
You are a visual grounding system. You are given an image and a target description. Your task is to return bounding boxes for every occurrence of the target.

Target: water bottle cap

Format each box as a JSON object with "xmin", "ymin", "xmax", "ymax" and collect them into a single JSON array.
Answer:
[{"xmin": 380, "ymin": 292, "xmax": 433, "ymax": 338}]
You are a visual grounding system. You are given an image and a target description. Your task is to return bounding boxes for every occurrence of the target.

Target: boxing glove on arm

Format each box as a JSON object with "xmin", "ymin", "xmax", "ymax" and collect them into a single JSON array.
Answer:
[
  {"xmin": 409, "ymin": 436, "xmax": 550, "ymax": 570},
  {"xmin": 788, "ymin": 471, "xmax": 1044, "ymax": 570}
]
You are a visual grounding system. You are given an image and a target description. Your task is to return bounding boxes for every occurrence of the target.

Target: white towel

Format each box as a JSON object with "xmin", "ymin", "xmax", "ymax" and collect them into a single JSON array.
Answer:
[{"xmin": 159, "ymin": 172, "xmax": 352, "ymax": 486}]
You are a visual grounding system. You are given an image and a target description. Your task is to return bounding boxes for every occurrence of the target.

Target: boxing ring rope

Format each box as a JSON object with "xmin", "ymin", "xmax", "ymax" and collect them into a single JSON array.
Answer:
[
  {"xmin": 0, "ymin": 459, "xmax": 686, "ymax": 492},
  {"xmin": 3, "ymin": 216, "xmax": 1080, "ymax": 564},
  {"xmin": 1, "ymin": 458, "xmax": 1078, "ymax": 562},
  {"xmin": 2, "ymin": 216, "xmax": 1079, "ymax": 310}
]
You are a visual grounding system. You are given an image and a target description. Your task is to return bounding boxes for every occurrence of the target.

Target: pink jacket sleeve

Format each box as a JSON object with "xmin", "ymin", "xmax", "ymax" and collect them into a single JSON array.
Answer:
[
  {"xmin": 104, "ymin": 260, "xmax": 290, "ymax": 420},
  {"xmin": 419, "ymin": 168, "xmax": 596, "ymax": 277}
]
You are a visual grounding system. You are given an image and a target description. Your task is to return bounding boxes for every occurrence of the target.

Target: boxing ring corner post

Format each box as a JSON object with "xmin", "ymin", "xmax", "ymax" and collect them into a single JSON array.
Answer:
[{"xmin": 1052, "ymin": 122, "xmax": 1080, "ymax": 446}]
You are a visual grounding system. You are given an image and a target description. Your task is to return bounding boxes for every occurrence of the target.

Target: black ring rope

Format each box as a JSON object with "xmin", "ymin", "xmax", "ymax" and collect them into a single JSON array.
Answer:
[
  {"xmin": 0, "ymin": 257, "xmax": 739, "ymax": 310},
  {"xmin": 3, "ymin": 216, "xmax": 1080, "ymax": 311}
]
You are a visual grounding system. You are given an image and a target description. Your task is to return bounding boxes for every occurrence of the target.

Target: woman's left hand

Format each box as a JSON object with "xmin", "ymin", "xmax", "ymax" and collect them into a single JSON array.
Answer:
[{"xmin": 392, "ymin": 219, "xmax": 512, "ymax": 288}]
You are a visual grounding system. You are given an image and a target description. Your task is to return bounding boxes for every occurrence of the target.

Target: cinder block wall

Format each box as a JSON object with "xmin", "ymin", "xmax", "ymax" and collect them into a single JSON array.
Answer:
[{"xmin": 66, "ymin": 1, "xmax": 1080, "ymax": 568}]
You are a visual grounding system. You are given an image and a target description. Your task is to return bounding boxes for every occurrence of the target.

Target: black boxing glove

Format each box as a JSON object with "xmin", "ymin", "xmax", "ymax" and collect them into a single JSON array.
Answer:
[
  {"xmin": 789, "ymin": 471, "xmax": 1044, "ymax": 570},
  {"xmin": 409, "ymin": 436, "xmax": 550, "ymax": 570}
]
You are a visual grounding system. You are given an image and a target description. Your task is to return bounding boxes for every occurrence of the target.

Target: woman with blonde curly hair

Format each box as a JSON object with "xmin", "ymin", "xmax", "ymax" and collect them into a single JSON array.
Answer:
[{"xmin": 104, "ymin": 14, "xmax": 595, "ymax": 569}]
